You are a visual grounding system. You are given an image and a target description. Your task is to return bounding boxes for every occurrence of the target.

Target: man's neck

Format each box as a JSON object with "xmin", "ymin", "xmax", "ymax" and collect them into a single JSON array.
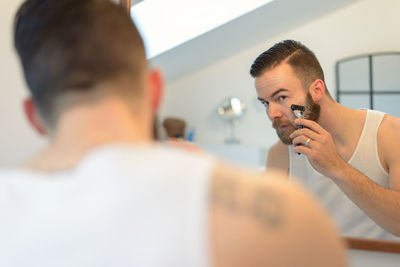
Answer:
[
  {"xmin": 24, "ymin": 98, "xmax": 153, "ymax": 172},
  {"xmin": 317, "ymin": 99, "xmax": 366, "ymax": 153}
]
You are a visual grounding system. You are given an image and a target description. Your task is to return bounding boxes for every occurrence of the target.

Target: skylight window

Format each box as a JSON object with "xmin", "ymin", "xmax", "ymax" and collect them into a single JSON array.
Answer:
[{"xmin": 131, "ymin": 0, "xmax": 275, "ymax": 58}]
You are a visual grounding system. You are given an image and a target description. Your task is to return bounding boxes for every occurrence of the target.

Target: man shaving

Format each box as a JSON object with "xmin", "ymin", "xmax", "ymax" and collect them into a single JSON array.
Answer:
[{"xmin": 251, "ymin": 39, "xmax": 400, "ymax": 239}]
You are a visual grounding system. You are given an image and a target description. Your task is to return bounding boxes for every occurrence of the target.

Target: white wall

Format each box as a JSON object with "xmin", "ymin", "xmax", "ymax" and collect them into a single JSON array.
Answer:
[
  {"xmin": 159, "ymin": 0, "xmax": 400, "ymax": 148},
  {"xmin": 0, "ymin": 0, "xmax": 46, "ymax": 167}
]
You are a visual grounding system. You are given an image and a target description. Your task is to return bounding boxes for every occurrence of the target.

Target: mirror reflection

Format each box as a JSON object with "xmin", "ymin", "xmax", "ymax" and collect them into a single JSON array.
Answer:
[
  {"xmin": 156, "ymin": 0, "xmax": 400, "ymax": 242},
  {"xmin": 249, "ymin": 40, "xmax": 400, "ymax": 241}
]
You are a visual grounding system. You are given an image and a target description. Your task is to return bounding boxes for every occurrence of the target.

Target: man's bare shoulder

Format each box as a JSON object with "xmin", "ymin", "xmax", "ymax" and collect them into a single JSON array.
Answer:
[
  {"xmin": 209, "ymin": 161, "xmax": 347, "ymax": 267},
  {"xmin": 380, "ymin": 114, "xmax": 400, "ymax": 135},
  {"xmin": 378, "ymin": 115, "xmax": 400, "ymax": 188},
  {"xmin": 378, "ymin": 114, "xmax": 400, "ymax": 163},
  {"xmin": 266, "ymin": 141, "xmax": 289, "ymax": 174},
  {"xmin": 268, "ymin": 140, "xmax": 288, "ymax": 155}
]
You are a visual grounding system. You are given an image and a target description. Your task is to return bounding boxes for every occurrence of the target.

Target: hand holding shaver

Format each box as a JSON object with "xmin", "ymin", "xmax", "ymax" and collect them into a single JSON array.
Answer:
[
  {"xmin": 291, "ymin": 104, "xmax": 305, "ymax": 154},
  {"xmin": 290, "ymin": 104, "xmax": 305, "ymax": 127}
]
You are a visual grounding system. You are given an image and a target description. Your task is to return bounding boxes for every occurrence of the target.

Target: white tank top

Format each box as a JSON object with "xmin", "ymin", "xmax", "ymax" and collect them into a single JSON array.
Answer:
[
  {"xmin": 289, "ymin": 109, "xmax": 398, "ymax": 240},
  {"xmin": 0, "ymin": 144, "xmax": 214, "ymax": 267}
]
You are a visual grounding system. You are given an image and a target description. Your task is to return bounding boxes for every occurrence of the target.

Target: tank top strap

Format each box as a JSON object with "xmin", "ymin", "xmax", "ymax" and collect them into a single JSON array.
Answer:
[
  {"xmin": 348, "ymin": 109, "xmax": 388, "ymax": 183},
  {"xmin": 362, "ymin": 109, "xmax": 385, "ymax": 137}
]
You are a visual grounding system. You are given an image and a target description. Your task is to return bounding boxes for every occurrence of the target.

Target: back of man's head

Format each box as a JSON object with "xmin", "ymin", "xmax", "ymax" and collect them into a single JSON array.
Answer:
[
  {"xmin": 250, "ymin": 40, "xmax": 331, "ymax": 97},
  {"xmin": 14, "ymin": 0, "xmax": 147, "ymax": 126}
]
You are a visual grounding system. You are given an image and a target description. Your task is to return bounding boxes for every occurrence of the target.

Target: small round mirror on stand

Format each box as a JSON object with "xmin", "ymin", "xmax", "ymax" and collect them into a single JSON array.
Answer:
[{"xmin": 217, "ymin": 97, "xmax": 246, "ymax": 144}]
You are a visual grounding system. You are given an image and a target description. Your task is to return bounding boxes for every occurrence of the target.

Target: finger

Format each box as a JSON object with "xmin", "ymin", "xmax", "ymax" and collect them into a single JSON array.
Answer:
[
  {"xmin": 293, "ymin": 143, "xmax": 313, "ymax": 156},
  {"xmin": 290, "ymin": 127, "xmax": 320, "ymax": 140},
  {"xmin": 294, "ymin": 118, "xmax": 327, "ymax": 135},
  {"xmin": 292, "ymin": 136, "xmax": 312, "ymax": 148}
]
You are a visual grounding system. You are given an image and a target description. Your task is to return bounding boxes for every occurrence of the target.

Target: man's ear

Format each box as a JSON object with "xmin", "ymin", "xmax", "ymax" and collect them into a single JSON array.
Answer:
[
  {"xmin": 148, "ymin": 68, "xmax": 163, "ymax": 112},
  {"xmin": 23, "ymin": 98, "xmax": 47, "ymax": 136},
  {"xmin": 309, "ymin": 79, "xmax": 326, "ymax": 102}
]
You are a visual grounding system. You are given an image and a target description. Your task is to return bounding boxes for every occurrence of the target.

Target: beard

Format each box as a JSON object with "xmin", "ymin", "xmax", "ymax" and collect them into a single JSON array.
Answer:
[
  {"xmin": 272, "ymin": 119, "xmax": 297, "ymax": 145},
  {"xmin": 272, "ymin": 92, "xmax": 320, "ymax": 145}
]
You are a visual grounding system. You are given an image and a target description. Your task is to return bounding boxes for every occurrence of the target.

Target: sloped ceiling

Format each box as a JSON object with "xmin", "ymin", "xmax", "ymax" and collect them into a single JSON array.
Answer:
[{"xmin": 143, "ymin": 0, "xmax": 361, "ymax": 82}]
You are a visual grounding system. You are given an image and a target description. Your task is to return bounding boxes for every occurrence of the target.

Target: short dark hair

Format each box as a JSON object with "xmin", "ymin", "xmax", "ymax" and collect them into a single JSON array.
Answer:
[
  {"xmin": 14, "ymin": 0, "xmax": 147, "ymax": 125},
  {"xmin": 250, "ymin": 40, "xmax": 330, "ymax": 97}
]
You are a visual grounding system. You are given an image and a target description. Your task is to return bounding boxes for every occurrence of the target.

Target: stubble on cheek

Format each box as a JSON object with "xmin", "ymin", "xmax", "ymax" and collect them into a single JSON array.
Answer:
[{"xmin": 272, "ymin": 120, "xmax": 297, "ymax": 145}]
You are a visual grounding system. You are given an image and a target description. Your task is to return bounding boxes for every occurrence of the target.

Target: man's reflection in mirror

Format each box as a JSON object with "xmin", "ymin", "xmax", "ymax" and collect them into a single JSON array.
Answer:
[{"xmin": 250, "ymin": 40, "xmax": 400, "ymax": 240}]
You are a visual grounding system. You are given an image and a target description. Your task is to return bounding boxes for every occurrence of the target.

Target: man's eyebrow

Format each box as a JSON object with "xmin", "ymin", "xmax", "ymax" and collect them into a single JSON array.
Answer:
[
  {"xmin": 271, "ymin": 88, "xmax": 289, "ymax": 98},
  {"xmin": 257, "ymin": 88, "xmax": 289, "ymax": 103}
]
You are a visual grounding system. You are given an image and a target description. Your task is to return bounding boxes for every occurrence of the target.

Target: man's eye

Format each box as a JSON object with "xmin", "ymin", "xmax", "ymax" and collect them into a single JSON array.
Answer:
[
  {"xmin": 261, "ymin": 101, "xmax": 269, "ymax": 107},
  {"xmin": 277, "ymin": 96, "xmax": 287, "ymax": 101}
]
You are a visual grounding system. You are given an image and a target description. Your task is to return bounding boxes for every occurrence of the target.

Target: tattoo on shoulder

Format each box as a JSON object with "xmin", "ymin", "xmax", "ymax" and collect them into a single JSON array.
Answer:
[
  {"xmin": 212, "ymin": 177, "xmax": 239, "ymax": 212},
  {"xmin": 251, "ymin": 190, "xmax": 283, "ymax": 228},
  {"xmin": 212, "ymin": 178, "xmax": 284, "ymax": 229}
]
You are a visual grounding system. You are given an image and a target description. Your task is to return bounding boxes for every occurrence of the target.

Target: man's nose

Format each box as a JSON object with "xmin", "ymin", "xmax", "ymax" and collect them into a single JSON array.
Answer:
[{"xmin": 267, "ymin": 103, "xmax": 283, "ymax": 121}]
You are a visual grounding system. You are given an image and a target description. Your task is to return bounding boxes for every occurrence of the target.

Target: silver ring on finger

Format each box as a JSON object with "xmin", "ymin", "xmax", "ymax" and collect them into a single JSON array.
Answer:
[{"xmin": 305, "ymin": 138, "xmax": 311, "ymax": 147}]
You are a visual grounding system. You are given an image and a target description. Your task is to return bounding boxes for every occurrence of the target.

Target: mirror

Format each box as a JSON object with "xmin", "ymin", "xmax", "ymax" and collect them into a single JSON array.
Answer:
[{"xmin": 146, "ymin": 0, "xmax": 400, "ymax": 244}]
